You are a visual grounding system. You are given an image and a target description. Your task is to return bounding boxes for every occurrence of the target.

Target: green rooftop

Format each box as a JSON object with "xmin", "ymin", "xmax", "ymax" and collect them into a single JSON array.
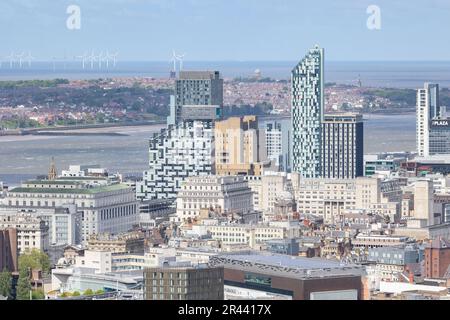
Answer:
[{"xmin": 56, "ymin": 176, "xmax": 109, "ymax": 181}]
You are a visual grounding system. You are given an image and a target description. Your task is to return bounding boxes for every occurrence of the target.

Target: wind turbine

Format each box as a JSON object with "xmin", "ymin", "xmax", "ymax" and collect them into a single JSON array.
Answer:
[
  {"xmin": 75, "ymin": 52, "xmax": 88, "ymax": 69},
  {"xmin": 87, "ymin": 50, "xmax": 97, "ymax": 69},
  {"xmin": 176, "ymin": 53, "xmax": 186, "ymax": 71},
  {"xmin": 172, "ymin": 50, "xmax": 178, "ymax": 72},
  {"xmin": 104, "ymin": 51, "xmax": 111, "ymax": 68},
  {"xmin": 106, "ymin": 51, "xmax": 118, "ymax": 68},
  {"xmin": 5, "ymin": 52, "xmax": 15, "ymax": 69},
  {"xmin": 25, "ymin": 52, "xmax": 35, "ymax": 68},
  {"xmin": 51, "ymin": 56, "xmax": 57, "ymax": 71},
  {"xmin": 97, "ymin": 51, "xmax": 105, "ymax": 69},
  {"xmin": 62, "ymin": 51, "xmax": 68, "ymax": 70},
  {"xmin": 111, "ymin": 52, "xmax": 118, "ymax": 68},
  {"xmin": 17, "ymin": 52, "xmax": 26, "ymax": 68}
]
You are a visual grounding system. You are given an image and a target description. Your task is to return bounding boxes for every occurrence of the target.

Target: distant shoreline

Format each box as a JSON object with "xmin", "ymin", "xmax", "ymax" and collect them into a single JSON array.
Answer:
[
  {"xmin": 0, "ymin": 121, "xmax": 166, "ymax": 136},
  {"xmin": 0, "ymin": 111, "xmax": 418, "ymax": 136}
]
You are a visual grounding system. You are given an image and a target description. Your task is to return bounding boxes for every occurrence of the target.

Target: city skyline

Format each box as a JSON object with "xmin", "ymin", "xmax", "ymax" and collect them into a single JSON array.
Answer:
[{"xmin": 2, "ymin": 1, "xmax": 450, "ymax": 304}]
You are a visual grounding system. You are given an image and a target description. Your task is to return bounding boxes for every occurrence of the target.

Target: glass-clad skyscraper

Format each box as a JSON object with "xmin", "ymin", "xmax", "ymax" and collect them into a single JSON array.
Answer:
[{"xmin": 291, "ymin": 45, "xmax": 324, "ymax": 177}]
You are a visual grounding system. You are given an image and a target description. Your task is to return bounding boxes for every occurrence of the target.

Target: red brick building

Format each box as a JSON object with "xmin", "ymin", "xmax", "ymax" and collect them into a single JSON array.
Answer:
[{"xmin": 424, "ymin": 237, "xmax": 450, "ymax": 278}]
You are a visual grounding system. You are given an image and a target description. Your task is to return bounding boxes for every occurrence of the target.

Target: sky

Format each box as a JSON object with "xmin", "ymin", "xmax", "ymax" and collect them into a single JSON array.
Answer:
[{"xmin": 0, "ymin": 0, "xmax": 449, "ymax": 61}]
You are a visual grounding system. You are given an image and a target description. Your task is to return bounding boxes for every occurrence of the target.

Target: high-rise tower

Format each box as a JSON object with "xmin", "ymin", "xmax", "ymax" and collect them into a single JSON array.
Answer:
[
  {"xmin": 138, "ymin": 71, "xmax": 223, "ymax": 201},
  {"xmin": 322, "ymin": 113, "xmax": 364, "ymax": 179},
  {"xmin": 417, "ymin": 83, "xmax": 440, "ymax": 157},
  {"xmin": 291, "ymin": 45, "xmax": 324, "ymax": 177},
  {"xmin": 168, "ymin": 71, "xmax": 223, "ymax": 125}
]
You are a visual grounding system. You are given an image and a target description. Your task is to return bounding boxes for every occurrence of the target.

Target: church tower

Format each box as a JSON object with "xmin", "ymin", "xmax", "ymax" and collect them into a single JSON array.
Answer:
[{"xmin": 48, "ymin": 157, "xmax": 57, "ymax": 180}]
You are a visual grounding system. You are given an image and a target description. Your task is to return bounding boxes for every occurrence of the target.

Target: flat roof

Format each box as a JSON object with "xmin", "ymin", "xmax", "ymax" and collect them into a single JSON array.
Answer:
[
  {"xmin": 221, "ymin": 253, "xmax": 342, "ymax": 269},
  {"xmin": 210, "ymin": 252, "xmax": 365, "ymax": 280},
  {"xmin": 9, "ymin": 183, "xmax": 130, "ymax": 194}
]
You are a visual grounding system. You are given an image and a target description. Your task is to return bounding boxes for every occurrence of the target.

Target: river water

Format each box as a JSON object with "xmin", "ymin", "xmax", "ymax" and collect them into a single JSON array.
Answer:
[{"xmin": 0, "ymin": 114, "xmax": 416, "ymax": 186}]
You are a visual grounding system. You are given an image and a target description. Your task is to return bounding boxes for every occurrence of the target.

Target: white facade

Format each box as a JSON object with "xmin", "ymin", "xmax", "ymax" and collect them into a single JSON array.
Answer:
[
  {"xmin": 261, "ymin": 174, "xmax": 288, "ymax": 215},
  {"xmin": 244, "ymin": 176, "xmax": 263, "ymax": 211},
  {"xmin": 293, "ymin": 176, "xmax": 401, "ymax": 224},
  {"xmin": 0, "ymin": 212, "xmax": 49, "ymax": 254},
  {"xmin": 417, "ymin": 83, "xmax": 439, "ymax": 157},
  {"xmin": 61, "ymin": 165, "xmax": 107, "ymax": 178},
  {"xmin": 2, "ymin": 179, "xmax": 138, "ymax": 243},
  {"xmin": 294, "ymin": 177, "xmax": 356, "ymax": 224},
  {"xmin": 175, "ymin": 175, "xmax": 254, "ymax": 222},
  {"xmin": 75, "ymin": 250, "xmax": 112, "ymax": 274},
  {"xmin": 207, "ymin": 224, "xmax": 287, "ymax": 248},
  {"xmin": 0, "ymin": 204, "xmax": 81, "ymax": 246},
  {"xmin": 266, "ymin": 126, "xmax": 282, "ymax": 166}
]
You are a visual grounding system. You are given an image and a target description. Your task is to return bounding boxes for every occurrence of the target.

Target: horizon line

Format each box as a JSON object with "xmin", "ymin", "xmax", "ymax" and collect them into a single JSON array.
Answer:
[{"xmin": 21, "ymin": 59, "xmax": 450, "ymax": 63}]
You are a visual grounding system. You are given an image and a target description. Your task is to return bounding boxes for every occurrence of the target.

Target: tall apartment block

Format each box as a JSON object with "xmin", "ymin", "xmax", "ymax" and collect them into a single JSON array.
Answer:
[
  {"xmin": 168, "ymin": 71, "xmax": 223, "ymax": 125},
  {"xmin": 322, "ymin": 113, "xmax": 364, "ymax": 179},
  {"xmin": 215, "ymin": 116, "xmax": 267, "ymax": 176},
  {"xmin": 291, "ymin": 45, "xmax": 324, "ymax": 177},
  {"xmin": 138, "ymin": 71, "xmax": 223, "ymax": 200},
  {"xmin": 417, "ymin": 83, "xmax": 443, "ymax": 157}
]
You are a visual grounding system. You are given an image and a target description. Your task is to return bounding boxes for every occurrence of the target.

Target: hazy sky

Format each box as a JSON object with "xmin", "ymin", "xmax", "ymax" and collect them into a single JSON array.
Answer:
[{"xmin": 0, "ymin": 0, "xmax": 449, "ymax": 61}]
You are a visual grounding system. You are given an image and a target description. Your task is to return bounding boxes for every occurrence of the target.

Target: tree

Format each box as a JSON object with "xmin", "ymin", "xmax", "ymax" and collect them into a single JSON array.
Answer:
[
  {"xmin": 72, "ymin": 291, "xmax": 80, "ymax": 296},
  {"xmin": 95, "ymin": 289, "xmax": 104, "ymax": 295},
  {"xmin": 83, "ymin": 289, "xmax": 94, "ymax": 296},
  {"xmin": 18, "ymin": 249, "xmax": 51, "ymax": 275},
  {"xmin": 0, "ymin": 268, "xmax": 12, "ymax": 299},
  {"xmin": 16, "ymin": 269, "xmax": 32, "ymax": 300},
  {"xmin": 32, "ymin": 289, "xmax": 45, "ymax": 300}
]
